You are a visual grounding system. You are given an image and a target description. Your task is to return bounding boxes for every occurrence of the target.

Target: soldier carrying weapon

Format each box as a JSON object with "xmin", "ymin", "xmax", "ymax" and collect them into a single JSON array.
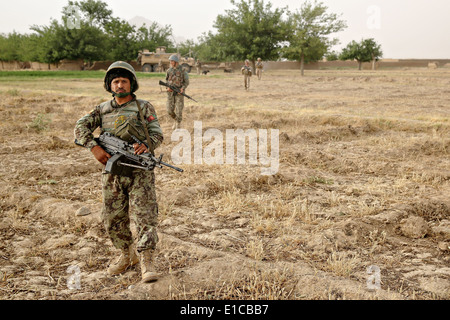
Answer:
[
  {"xmin": 74, "ymin": 61, "xmax": 164, "ymax": 283},
  {"xmin": 164, "ymin": 54, "xmax": 190, "ymax": 130},
  {"xmin": 241, "ymin": 59, "xmax": 252, "ymax": 91}
]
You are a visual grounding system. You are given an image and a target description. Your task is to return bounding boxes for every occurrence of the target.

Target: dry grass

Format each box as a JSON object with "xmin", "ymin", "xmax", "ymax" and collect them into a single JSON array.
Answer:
[{"xmin": 0, "ymin": 68, "xmax": 449, "ymax": 300}]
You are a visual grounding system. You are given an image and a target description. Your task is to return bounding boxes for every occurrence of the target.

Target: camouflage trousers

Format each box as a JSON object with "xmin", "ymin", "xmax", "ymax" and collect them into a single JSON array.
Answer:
[
  {"xmin": 256, "ymin": 69, "xmax": 262, "ymax": 80},
  {"xmin": 101, "ymin": 170, "xmax": 159, "ymax": 253},
  {"xmin": 166, "ymin": 92, "xmax": 185, "ymax": 123},
  {"xmin": 244, "ymin": 75, "xmax": 251, "ymax": 90}
]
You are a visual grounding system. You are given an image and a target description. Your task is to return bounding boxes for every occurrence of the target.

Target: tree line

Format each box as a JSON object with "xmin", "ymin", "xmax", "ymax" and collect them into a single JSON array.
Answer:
[{"xmin": 0, "ymin": 0, "xmax": 383, "ymax": 74}]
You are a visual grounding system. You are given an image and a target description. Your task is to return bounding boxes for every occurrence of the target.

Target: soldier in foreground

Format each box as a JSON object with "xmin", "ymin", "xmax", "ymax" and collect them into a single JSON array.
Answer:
[
  {"xmin": 74, "ymin": 61, "xmax": 163, "ymax": 283},
  {"xmin": 256, "ymin": 58, "xmax": 264, "ymax": 80},
  {"xmin": 241, "ymin": 60, "xmax": 252, "ymax": 91}
]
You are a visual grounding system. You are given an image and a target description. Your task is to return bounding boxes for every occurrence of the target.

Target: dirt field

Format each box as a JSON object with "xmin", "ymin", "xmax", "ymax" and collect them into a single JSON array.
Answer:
[{"xmin": 0, "ymin": 68, "xmax": 449, "ymax": 300}]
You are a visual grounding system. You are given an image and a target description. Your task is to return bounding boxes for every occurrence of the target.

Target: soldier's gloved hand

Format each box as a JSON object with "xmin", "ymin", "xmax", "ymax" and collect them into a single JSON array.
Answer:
[{"xmin": 91, "ymin": 146, "xmax": 111, "ymax": 165}]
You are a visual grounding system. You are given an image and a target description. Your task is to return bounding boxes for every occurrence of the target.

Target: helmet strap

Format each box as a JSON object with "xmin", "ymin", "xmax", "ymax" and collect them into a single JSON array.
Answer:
[
  {"xmin": 111, "ymin": 84, "xmax": 135, "ymax": 98},
  {"xmin": 112, "ymin": 91, "xmax": 132, "ymax": 98}
]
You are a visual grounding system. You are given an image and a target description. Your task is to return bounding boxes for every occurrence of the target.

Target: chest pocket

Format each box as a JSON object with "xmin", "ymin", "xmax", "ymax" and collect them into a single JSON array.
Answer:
[
  {"xmin": 168, "ymin": 69, "xmax": 183, "ymax": 88},
  {"xmin": 101, "ymin": 103, "xmax": 147, "ymax": 143}
]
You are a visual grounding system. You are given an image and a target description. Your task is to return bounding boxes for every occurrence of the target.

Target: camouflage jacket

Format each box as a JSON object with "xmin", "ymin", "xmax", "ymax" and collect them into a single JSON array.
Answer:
[
  {"xmin": 166, "ymin": 65, "xmax": 189, "ymax": 90},
  {"xmin": 74, "ymin": 96, "xmax": 164, "ymax": 151},
  {"xmin": 241, "ymin": 66, "xmax": 252, "ymax": 76}
]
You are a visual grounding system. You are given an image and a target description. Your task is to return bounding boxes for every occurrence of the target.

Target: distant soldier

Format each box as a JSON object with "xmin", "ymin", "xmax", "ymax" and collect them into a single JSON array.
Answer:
[
  {"xmin": 195, "ymin": 59, "xmax": 202, "ymax": 75},
  {"xmin": 137, "ymin": 51, "xmax": 143, "ymax": 66},
  {"xmin": 158, "ymin": 59, "xmax": 165, "ymax": 73},
  {"xmin": 255, "ymin": 58, "xmax": 263, "ymax": 80},
  {"xmin": 165, "ymin": 54, "xmax": 190, "ymax": 129},
  {"xmin": 241, "ymin": 60, "xmax": 252, "ymax": 91}
]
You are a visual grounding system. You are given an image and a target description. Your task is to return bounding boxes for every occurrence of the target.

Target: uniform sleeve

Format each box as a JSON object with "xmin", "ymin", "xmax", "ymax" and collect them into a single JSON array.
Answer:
[
  {"xmin": 143, "ymin": 102, "xmax": 164, "ymax": 150},
  {"xmin": 74, "ymin": 106, "xmax": 102, "ymax": 150},
  {"xmin": 182, "ymin": 71, "xmax": 190, "ymax": 90},
  {"xmin": 165, "ymin": 69, "xmax": 170, "ymax": 81}
]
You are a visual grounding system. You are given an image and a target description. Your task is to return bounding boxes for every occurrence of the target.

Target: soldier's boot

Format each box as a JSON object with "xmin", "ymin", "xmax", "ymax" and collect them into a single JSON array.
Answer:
[
  {"xmin": 107, "ymin": 245, "xmax": 139, "ymax": 276},
  {"xmin": 140, "ymin": 250, "xmax": 160, "ymax": 283},
  {"xmin": 172, "ymin": 120, "xmax": 178, "ymax": 130}
]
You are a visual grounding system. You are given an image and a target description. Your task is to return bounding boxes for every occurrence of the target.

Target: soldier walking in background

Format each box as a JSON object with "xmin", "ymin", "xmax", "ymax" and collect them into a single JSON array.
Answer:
[
  {"xmin": 74, "ymin": 61, "xmax": 163, "ymax": 283},
  {"xmin": 256, "ymin": 58, "xmax": 264, "ymax": 80},
  {"xmin": 195, "ymin": 59, "xmax": 202, "ymax": 75},
  {"xmin": 158, "ymin": 59, "xmax": 165, "ymax": 73},
  {"xmin": 165, "ymin": 54, "xmax": 190, "ymax": 130},
  {"xmin": 241, "ymin": 60, "xmax": 252, "ymax": 91}
]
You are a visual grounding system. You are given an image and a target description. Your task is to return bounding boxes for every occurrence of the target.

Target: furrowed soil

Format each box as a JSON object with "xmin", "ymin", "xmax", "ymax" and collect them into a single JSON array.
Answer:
[{"xmin": 0, "ymin": 69, "xmax": 449, "ymax": 300}]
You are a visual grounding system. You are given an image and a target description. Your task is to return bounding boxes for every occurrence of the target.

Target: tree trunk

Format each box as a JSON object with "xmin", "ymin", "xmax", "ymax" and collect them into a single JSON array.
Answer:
[
  {"xmin": 300, "ymin": 53, "xmax": 305, "ymax": 76},
  {"xmin": 358, "ymin": 61, "xmax": 362, "ymax": 71},
  {"xmin": 371, "ymin": 54, "xmax": 376, "ymax": 70}
]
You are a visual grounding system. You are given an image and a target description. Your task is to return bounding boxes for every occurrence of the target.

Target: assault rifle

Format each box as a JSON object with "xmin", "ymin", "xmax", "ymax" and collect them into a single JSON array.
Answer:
[
  {"xmin": 76, "ymin": 133, "xmax": 183, "ymax": 177},
  {"xmin": 159, "ymin": 80, "xmax": 198, "ymax": 103}
]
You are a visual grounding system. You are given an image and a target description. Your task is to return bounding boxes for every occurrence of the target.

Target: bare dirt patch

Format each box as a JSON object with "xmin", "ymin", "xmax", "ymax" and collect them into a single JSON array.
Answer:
[{"xmin": 0, "ymin": 69, "xmax": 449, "ymax": 300}]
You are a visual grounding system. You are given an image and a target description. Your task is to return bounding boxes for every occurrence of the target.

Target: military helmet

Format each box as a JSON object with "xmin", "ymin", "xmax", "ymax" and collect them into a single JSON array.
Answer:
[
  {"xmin": 169, "ymin": 54, "xmax": 179, "ymax": 63},
  {"xmin": 104, "ymin": 61, "xmax": 139, "ymax": 93}
]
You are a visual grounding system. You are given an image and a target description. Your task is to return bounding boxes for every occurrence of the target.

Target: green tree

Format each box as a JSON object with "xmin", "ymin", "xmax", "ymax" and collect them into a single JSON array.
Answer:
[
  {"xmin": 31, "ymin": 18, "xmax": 107, "ymax": 63},
  {"xmin": 176, "ymin": 39, "xmax": 196, "ymax": 59},
  {"xmin": 190, "ymin": 31, "xmax": 221, "ymax": 61},
  {"xmin": 104, "ymin": 18, "xmax": 138, "ymax": 61},
  {"xmin": 1, "ymin": 0, "xmax": 178, "ymax": 65},
  {"xmin": 325, "ymin": 50, "xmax": 339, "ymax": 61},
  {"xmin": 339, "ymin": 38, "xmax": 383, "ymax": 70},
  {"xmin": 136, "ymin": 22, "xmax": 174, "ymax": 53},
  {"xmin": 210, "ymin": 0, "xmax": 289, "ymax": 68},
  {"xmin": 65, "ymin": 0, "xmax": 113, "ymax": 28},
  {"xmin": 0, "ymin": 32, "xmax": 23, "ymax": 61},
  {"xmin": 283, "ymin": 0, "xmax": 347, "ymax": 76},
  {"xmin": 30, "ymin": 0, "xmax": 111, "ymax": 63}
]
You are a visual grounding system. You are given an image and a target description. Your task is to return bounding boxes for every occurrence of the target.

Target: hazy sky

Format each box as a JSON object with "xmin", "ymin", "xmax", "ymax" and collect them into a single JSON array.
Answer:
[{"xmin": 1, "ymin": 0, "xmax": 449, "ymax": 59}]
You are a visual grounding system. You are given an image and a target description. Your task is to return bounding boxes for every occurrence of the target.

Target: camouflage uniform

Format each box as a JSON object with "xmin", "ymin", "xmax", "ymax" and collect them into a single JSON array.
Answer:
[
  {"xmin": 241, "ymin": 62, "xmax": 252, "ymax": 91},
  {"xmin": 166, "ymin": 65, "xmax": 189, "ymax": 124},
  {"xmin": 195, "ymin": 60, "xmax": 202, "ymax": 75},
  {"xmin": 255, "ymin": 59, "xmax": 263, "ymax": 80},
  {"xmin": 158, "ymin": 60, "xmax": 165, "ymax": 73},
  {"xmin": 74, "ymin": 97, "xmax": 163, "ymax": 252}
]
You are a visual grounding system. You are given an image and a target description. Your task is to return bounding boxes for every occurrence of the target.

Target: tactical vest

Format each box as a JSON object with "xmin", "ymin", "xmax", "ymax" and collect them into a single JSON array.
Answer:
[
  {"xmin": 167, "ymin": 67, "xmax": 184, "ymax": 88},
  {"xmin": 100, "ymin": 99, "xmax": 147, "ymax": 143},
  {"xmin": 242, "ymin": 66, "xmax": 252, "ymax": 76}
]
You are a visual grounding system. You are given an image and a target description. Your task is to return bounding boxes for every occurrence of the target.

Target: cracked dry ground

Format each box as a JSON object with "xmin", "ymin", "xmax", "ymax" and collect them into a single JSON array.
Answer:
[{"xmin": 0, "ymin": 69, "xmax": 449, "ymax": 300}]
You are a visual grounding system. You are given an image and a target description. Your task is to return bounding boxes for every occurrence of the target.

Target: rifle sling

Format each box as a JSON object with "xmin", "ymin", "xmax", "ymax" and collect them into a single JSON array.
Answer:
[{"xmin": 135, "ymin": 100, "xmax": 155, "ymax": 155}]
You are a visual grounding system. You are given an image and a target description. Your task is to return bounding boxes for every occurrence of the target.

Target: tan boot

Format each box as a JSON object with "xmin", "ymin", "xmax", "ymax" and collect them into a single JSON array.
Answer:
[
  {"xmin": 140, "ymin": 250, "xmax": 160, "ymax": 283},
  {"xmin": 172, "ymin": 120, "xmax": 177, "ymax": 130},
  {"xmin": 107, "ymin": 245, "xmax": 139, "ymax": 276}
]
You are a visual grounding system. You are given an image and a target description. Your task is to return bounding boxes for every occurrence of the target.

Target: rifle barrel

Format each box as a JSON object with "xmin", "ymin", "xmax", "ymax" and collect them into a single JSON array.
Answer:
[{"xmin": 159, "ymin": 81, "xmax": 198, "ymax": 103}]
